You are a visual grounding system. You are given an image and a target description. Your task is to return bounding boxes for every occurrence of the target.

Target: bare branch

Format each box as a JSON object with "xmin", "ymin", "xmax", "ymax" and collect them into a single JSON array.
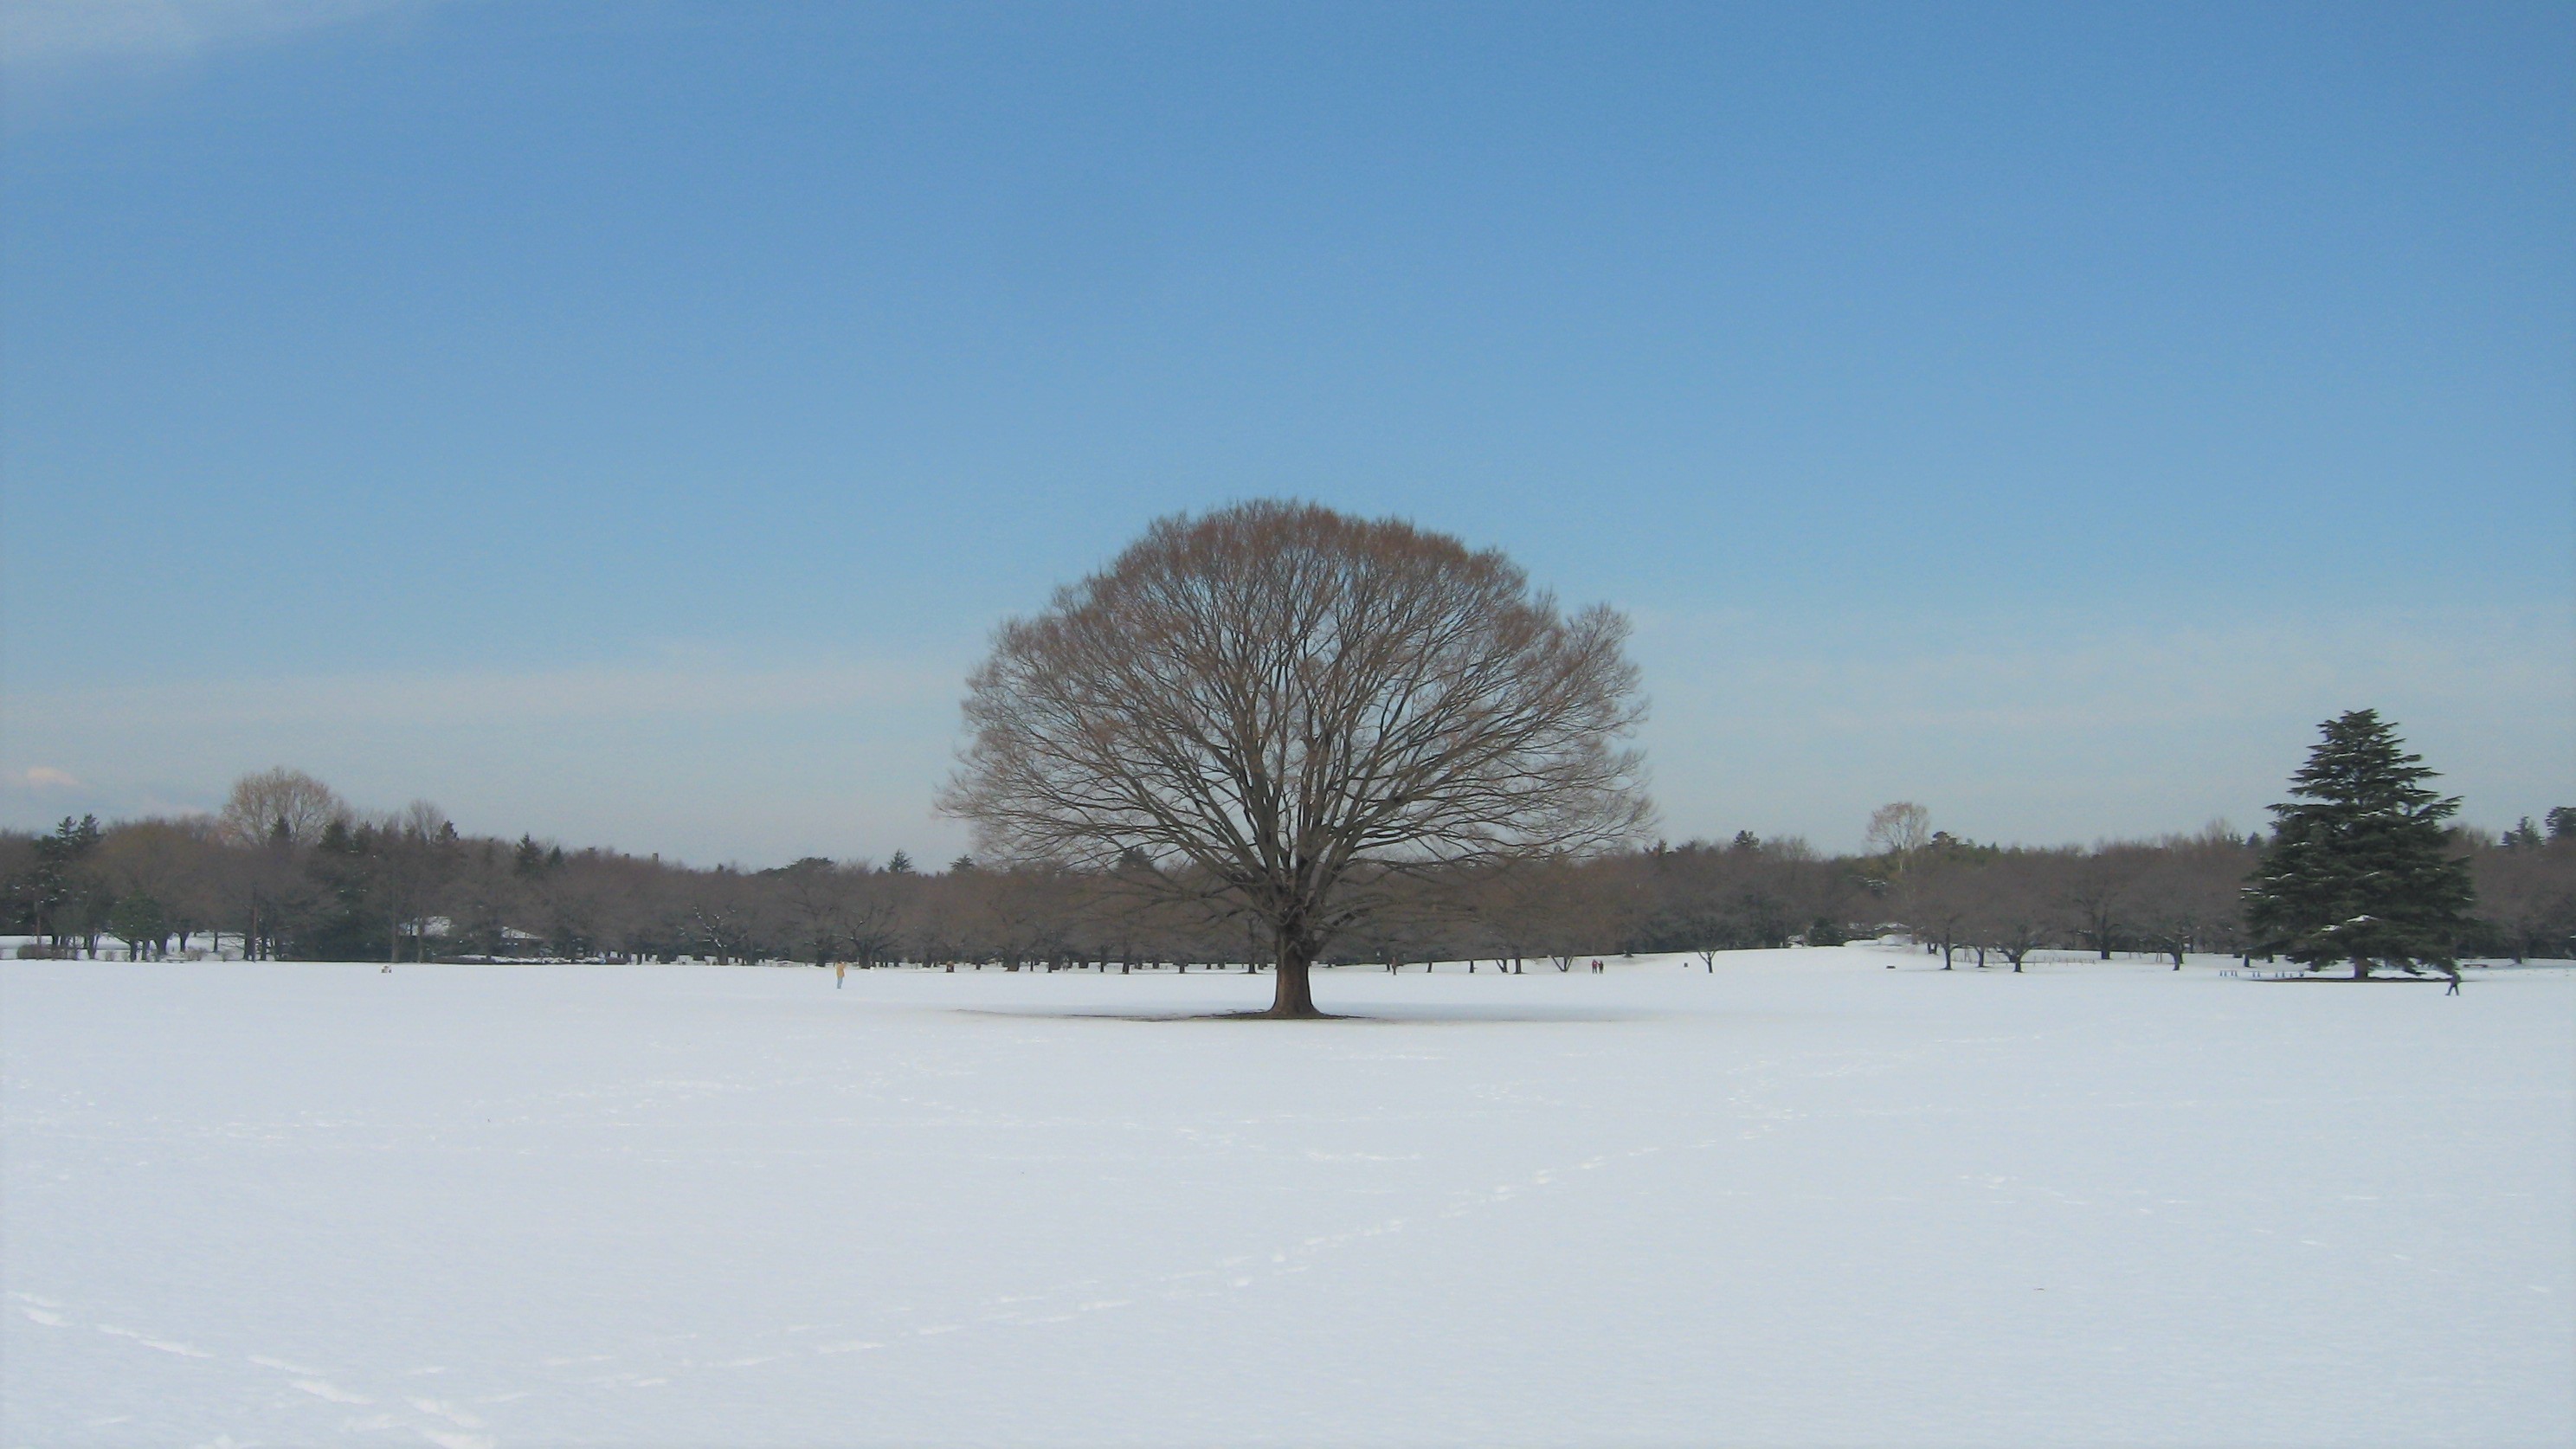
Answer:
[{"xmin": 937, "ymin": 501, "xmax": 1653, "ymax": 1014}]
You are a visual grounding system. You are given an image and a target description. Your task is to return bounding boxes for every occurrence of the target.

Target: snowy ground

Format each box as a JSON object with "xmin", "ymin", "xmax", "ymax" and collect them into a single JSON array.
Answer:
[{"xmin": 4, "ymin": 951, "xmax": 2570, "ymax": 1448}]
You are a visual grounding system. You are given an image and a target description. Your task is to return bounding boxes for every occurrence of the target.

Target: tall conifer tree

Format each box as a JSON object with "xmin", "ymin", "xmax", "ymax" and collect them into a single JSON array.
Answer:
[{"xmin": 2244, "ymin": 710, "xmax": 2474, "ymax": 982}]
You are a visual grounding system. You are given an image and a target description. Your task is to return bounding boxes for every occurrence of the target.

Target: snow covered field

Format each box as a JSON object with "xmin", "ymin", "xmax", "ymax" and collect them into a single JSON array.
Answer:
[{"xmin": 4, "ymin": 952, "xmax": 2569, "ymax": 1448}]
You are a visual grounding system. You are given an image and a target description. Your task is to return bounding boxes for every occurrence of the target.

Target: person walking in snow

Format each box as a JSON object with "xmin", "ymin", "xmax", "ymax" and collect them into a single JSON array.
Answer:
[{"xmin": 834, "ymin": 960, "xmax": 847, "ymax": 989}]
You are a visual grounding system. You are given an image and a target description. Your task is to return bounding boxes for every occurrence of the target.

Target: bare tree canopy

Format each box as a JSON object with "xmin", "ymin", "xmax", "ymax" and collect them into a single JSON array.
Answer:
[
  {"xmin": 937, "ymin": 499, "xmax": 1652, "ymax": 1015},
  {"xmin": 217, "ymin": 767, "xmax": 351, "ymax": 847},
  {"xmin": 1864, "ymin": 802, "xmax": 1933, "ymax": 869}
]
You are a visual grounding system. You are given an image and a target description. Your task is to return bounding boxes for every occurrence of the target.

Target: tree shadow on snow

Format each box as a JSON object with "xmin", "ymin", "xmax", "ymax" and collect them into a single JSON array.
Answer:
[{"xmin": 959, "ymin": 1005, "xmax": 1661, "ymax": 1024}]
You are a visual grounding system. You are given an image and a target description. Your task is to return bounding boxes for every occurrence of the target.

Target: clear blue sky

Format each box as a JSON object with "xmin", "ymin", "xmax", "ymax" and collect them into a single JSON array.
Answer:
[{"xmin": 4, "ymin": 1, "xmax": 2568, "ymax": 864}]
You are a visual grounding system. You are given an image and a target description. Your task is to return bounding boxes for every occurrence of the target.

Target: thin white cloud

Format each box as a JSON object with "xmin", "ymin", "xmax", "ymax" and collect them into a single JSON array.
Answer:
[
  {"xmin": 16, "ymin": 765, "xmax": 80, "ymax": 789},
  {"xmin": 0, "ymin": 0, "xmax": 418, "ymax": 64}
]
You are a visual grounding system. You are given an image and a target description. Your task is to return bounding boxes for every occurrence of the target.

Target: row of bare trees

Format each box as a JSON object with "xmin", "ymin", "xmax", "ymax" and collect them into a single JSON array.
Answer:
[{"xmin": 6, "ymin": 776, "xmax": 2568, "ymax": 968}]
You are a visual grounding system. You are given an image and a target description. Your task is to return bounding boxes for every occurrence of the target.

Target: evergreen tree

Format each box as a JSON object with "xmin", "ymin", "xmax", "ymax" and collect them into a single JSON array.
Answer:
[
  {"xmin": 28, "ymin": 815, "xmax": 103, "ymax": 951},
  {"xmin": 2244, "ymin": 710, "xmax": 2474, "ymax": 982}
]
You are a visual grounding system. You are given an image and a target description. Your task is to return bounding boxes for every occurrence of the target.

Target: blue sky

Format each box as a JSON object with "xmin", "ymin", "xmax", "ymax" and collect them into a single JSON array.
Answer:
[{"xmin": 3, "ymin": 1, "xmax": 2568, "ymax": 864}]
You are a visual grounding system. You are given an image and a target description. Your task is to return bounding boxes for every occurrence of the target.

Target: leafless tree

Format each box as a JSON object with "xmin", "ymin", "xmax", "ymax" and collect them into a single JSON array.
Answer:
[
  {"xmin": 91, "ymin": 819, "xmax": 198, "ymax": 956},
  {"xmin": 1865, "ymin": 802, "xmax": 1933, "ymax": 872},
  {"xmin": 2128, "ymin": 826, "xmax": 2257, "ymax": 967},
  {"xmin": 213, "ymin": 810, "xmax": 319, "ymax": 959},
  {"xmin": 370, "ymin": 804, "xmax": 456, "ymax": 963},
  {"xmin": 834, "ymin": 865, "xmax": 909, "ymax": 969},
  {"xmin": 983, "ymin": 865, "xmax": 1079, "ymax": 970},
  {"xmin": 1349, "ymin": 867, "xmax": 1448, "ymax": 973},
  {"xmin": 444, "ymin": 840, "xmax": 518, "ymax": 957},
  {"xmin": 939, "ymin": 501, "xmax": 1652, "ymax": 1015},
  {"xmin": 216, "ymin": 767, "xmax": 351, "ymax": 847},
  {"xmin": 2062, "ymin": 846, "xmax": 2147, "ymax": 959},
  {"xmin": 1509, "ymin": 855, "xmax": 1634, "ymax": 971},
  {"xmin": 1900, "ymin": 853, "xmax": 1983, "ymax": 969},
  {"xmin": 2474, "ymin": 837, "xmax": 2576, "ymax": 963},
  {"xmin": 1967, "ymin": 850, "xmax": 2070, "ymax": 971},
  {"xmin": 773, "ymin": 857, "xmax": 851, "ymax": 968}
]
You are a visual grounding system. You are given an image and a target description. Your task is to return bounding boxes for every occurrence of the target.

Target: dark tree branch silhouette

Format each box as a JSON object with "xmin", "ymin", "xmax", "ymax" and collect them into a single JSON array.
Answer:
[{"xmin": 937, "ymin": 500, "xmax": 1652, "ymax": 1015}]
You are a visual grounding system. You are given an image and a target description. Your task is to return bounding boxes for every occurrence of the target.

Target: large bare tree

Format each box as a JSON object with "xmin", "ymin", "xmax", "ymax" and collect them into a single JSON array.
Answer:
[{"xmin": 937, "ymin": 500, "xmax": 1652, "ymax": 1015}]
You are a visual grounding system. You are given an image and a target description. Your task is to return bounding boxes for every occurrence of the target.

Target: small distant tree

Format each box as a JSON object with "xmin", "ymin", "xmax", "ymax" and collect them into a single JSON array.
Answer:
[
  {"xmin": 838, "ymin": 866, "xmax": 909, "ymax": 968},
  {"xmin": 2243, "ymin": 710, "xmax": 2475, "ymax": 983},
  {"xmin": 772, "ymin": 856, "xmax": 849, "ymax": 968},
  {"xmin": 2129, "ymin": 826, "xmax": 2257, "ymax": 968},
  {"xmin": 687, "ymin": 866, "xmax": 767, "ymax": 964},
  {"xmin": 28, "ymin": 815, "xmax": 106, "ymax": 953},
  {"xmin": 1864, "ymin": 802, "xmax": 1932, "ymax": 874},
  {"xmin": 1968, "ymin": 850, "xmax": 2066, "ymax": 972},
  {"xmin": 107, "ymin": 893, "xmax": 169, "ymax": 958},
  {"xmin": 216, "ymin": 768, "xmax": 348, "ymax": 847},
  {"xmin": 1901, "ymin": 853, "xmax": 1983, "ymax": 969},
  {"xmin": 2472, "ymin": 836, "xmax": 2576, "ymax": 963},
  {"xmin": 2062, "ymin": 846, "xmax": 2146, "ymax": 959}
]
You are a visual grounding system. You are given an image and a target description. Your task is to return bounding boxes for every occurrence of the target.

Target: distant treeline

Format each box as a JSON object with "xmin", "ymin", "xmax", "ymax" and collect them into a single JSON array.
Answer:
[{"xmin": 5, "ymin": 770, "xmax": 2571, "ymax": 968}]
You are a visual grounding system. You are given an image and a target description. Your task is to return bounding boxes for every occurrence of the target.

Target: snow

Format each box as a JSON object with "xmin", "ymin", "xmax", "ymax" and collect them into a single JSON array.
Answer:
[{"xmin": 5, "ymin": 952, "xmax": 2570, "ymax": 1447}]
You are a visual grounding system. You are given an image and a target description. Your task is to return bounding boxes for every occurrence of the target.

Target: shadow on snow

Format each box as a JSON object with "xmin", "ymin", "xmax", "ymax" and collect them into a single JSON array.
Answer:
[{"xmin": 956, "ymin": 1005, "xmax": 1663, "ymax": 1024}]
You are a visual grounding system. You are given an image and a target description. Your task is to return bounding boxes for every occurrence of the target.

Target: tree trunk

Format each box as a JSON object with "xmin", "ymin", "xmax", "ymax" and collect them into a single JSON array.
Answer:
[
  {"xmin": 1266, "ymin": 933, "xmax": 1322, "ymax": 1017},
  {"xmin": 2351, "ymin": 956, "xmax": 2372, "ymax": 980}
]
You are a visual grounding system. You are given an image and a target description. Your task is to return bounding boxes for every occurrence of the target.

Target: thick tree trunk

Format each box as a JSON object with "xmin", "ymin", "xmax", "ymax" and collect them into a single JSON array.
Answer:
[{"xmin": 1266, "ymin": 934, "xmax": 1322, "ymax": 1017}]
